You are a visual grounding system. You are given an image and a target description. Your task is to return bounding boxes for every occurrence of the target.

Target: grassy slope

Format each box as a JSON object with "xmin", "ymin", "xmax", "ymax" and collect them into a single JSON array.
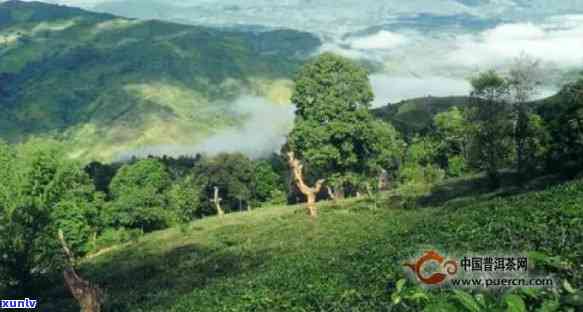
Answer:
[
  {"xmin": 44, "ymin": 179, "xmax": 583, "ymax": 311},
  {"xmin": 0, "ymin": 1, "xmax": 321, "ymax": 161}
]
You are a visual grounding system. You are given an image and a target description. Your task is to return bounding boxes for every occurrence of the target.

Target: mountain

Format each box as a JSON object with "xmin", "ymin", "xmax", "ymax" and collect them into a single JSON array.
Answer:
[
  {"xmin": 0, "ymin": 1, "xmax": 321, "ymax": 161},
  {"xmin": 372, "ymin": 96, "xmax": 471, "ymax": 138}
]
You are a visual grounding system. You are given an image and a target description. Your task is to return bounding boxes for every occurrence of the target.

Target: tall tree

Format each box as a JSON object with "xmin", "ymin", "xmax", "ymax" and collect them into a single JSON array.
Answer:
[
  {"xmin": 507, "ymin": 54, "xmax": 543, "ymax": 178},
  {"xmin": 287, "ymin": 53, "xmax": 403, "ymax": 199},
  {"xmin": 468, "ymin": 70, "xmax": 514, "ymax": 188}
]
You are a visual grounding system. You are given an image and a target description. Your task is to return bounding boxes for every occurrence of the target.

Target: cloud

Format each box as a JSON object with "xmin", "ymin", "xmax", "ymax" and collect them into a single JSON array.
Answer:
[
  {"xmin": 447, "ymin": 17, "xmax": 583, "ymax": 68},
  {"xmin": 119, "ymin": 96, "xmax": 295, "ymax": 160},
  {"xmin": 350, "ymin": 31, "xmax": 410, "ymax": 50}
]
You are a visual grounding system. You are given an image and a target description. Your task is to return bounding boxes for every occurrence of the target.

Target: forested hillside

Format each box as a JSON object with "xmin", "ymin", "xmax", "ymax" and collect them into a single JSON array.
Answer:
[
  {"xmin": 0, "ymin": 0, "xmax": 321, "ymax": 161},
  {"xmin": 1, "ymin": 2, "xmax": 583, "ymax": 311}
]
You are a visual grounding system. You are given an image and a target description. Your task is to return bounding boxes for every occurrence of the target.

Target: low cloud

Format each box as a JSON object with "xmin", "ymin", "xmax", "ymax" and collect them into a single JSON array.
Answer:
[
  {"xmin": 350, "ymin": 31, "xmax": 410, "ymax": 50},
  {"xmin": 447, "ymin": 17, "xmax": 583, "ymax": 68},
  {"xmin": 187, "ymin": 96, "xmax": 294, "ymax": 158},
  {"xmin": 120, "ymin": 96, "xmax": 295, "ymax": 160}
]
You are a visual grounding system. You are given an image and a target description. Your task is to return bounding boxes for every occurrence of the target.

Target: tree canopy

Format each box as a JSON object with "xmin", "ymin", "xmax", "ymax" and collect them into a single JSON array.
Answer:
[{"xmin": 287, "ymin": 53, "xmax": 404, "ymax": 195}]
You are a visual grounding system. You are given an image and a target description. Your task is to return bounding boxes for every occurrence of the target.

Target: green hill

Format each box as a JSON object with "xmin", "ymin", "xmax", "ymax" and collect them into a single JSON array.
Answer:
[
  {"xmin": 372, "ymin": 96, "xmax": 471, "ymax": 138},
  {"xmin": 0, "ymin": 1, "xmax": 321, "ymax": 161},
  {"xmin": 43, "ymin": 178, "xmax": 583, "ymax": 311}
]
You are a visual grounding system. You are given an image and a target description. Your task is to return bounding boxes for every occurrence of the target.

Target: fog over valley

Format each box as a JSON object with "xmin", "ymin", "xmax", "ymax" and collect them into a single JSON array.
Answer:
[{"xmin": 6, "ymin": 0, "xmax": 583, "ymax": 158}]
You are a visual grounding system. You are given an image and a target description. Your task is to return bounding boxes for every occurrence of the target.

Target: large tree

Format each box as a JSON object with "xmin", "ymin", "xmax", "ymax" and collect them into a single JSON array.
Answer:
[
  {"xmin": 468, "ymin": 70, "xmax": 514, "ymax": 188},
  {"xmin": 287, "ymin": 53, "xmax": 403, "ymax": 201}
]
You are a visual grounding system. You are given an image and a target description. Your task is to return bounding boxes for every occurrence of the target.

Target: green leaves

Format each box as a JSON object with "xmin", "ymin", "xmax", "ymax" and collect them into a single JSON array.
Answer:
[
  {"xmin": 193, "ymin": 153, "xmax": 257, "ymax": 215},
  {"xmin": 108, "ymin": 159, "xmax": 175, "ymax": 231},
  {"xmin": 503, "ymin": 294, "xmax": 527, "ymax": 312},
  {"xmin": 288, "ymin": 53, "xmax": 404, "ymax": 190},
  {"xmin": 0, "ymin": 139, "xmax": 98, "ymax": 293},
  {"xmin": 452, "ymin": 290, "xmax": 483, "ymax": 312}
]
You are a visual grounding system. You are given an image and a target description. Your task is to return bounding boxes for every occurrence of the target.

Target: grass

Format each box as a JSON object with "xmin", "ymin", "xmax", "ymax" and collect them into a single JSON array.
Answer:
[{"xmin": 42, "ymin": 179, "xmax": 583, "ymax": 311}]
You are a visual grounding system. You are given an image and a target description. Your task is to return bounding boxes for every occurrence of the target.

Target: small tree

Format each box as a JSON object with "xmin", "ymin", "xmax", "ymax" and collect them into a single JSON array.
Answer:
[
  {"xmin": 107, "ymin": 158, "xmax": 173, "ymax": 231},
  {"xmin": 433, "ymin": 107, "xmax": 472, "ymax": 177},
  {"xmin": 468, "ymin": 70, "xmax": 514, "ymax": 188},
  {"xmin": 254, "ymin": 159, "xmax": 286, "ymax": 206},
  {"xmin": 168, "ymin": 175, "xmax": 201, "ymax": 222}
]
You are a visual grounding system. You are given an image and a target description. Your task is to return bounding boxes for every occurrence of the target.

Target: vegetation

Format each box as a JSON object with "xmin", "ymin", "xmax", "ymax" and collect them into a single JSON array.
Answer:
[
  {"xmin": 37, "ymin": 178, "xmax": 583, "ymax": 312},
  {"xmin": 0, "ymin": 1, "xmax": 321, "ymax": 161},
  {"xmin": 538, "ymin": 79, "xmax": 583, "ymax": 176},
  {"xmin": 287, "ymin": 53, "xmax": 404, "ymax": 201},
  {"xmin": 1, "ymin": 3, "xmax": 583, "ymax": 311},
  {"xmin": 372, "ymin": 96, "xmax": 471, "ymax": 138},
  {"xmin": 0, "ymin": 139, "xmax": 100, "ymax": 295}
]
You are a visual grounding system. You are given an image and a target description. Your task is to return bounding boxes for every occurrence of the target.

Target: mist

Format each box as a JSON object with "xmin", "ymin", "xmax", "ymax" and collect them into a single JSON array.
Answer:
[{"xmin": 119, "ymin": 96, "xmax": 295, "ymax": 160}]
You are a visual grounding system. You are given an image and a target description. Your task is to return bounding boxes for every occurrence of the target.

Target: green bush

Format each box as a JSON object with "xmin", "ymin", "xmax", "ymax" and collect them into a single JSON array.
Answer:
[
  {"xmin": 107, "ymin": 159, "xmax": 175, "ymax": 231},
  {"xmin": 447, "ymin": 155, "xmax": 467, "ymax": 178}
]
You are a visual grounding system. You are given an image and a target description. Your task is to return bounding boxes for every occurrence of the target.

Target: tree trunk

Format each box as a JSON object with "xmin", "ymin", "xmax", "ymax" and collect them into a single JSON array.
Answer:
[
  {"xmin": 286, "ymin": 152, "xmax": 325, "ymax": 218},
  {"xmin": 326, "ymin": 186, "xmax": 336, "ymax": 201},
  {"xmin": 378, "ymin": 169, "xmax": 389, "ymax": 191},
  {"xmin": 306, "ymin": 193, "xmax": 317, "ymax": 217},
  {"xmin": 58, "ymin": 230, "xmax": 103, "ymax": 312},
  {"xmin": 211, "ymin": 186, "xmax": 225, "ymax": 217},
  {"xmin": 64, "ymin": 269, "xmax": 103, "ymax": 312},
  {"xmin": 334, "ymin": 186, "xmax": 345, "ymax": 199}
]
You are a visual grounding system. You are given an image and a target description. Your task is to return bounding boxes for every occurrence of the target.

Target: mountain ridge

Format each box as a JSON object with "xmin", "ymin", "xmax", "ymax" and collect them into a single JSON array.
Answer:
[{"xmin": 0, "ymin": 0, "xmax": 321, "ymax": 161}]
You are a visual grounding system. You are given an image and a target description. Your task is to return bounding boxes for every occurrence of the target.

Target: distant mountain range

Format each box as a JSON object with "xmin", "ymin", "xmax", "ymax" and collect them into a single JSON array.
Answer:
[{"xmin": 0, "ymin": 0, "xmax": 321, "ymax": 161}]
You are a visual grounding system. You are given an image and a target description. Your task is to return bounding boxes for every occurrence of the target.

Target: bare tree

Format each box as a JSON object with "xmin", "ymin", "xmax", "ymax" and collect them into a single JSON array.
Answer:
[
  {"xmin": 377, "ymin": 168, "xmax": 390, "ymax": 191},
  {"xmin": 211, "ymin": 186, "xmax": 225, "ymax": 217},
  {"xmin": 286, "ymin": 152, "xmax": 325, "ymax": 217},
  {"xmin": 326, "ymin": 186, "xmax": 336, "ymax": 201},
  {"xmin": 58, "ymin": 230, "xmax": 104, "ymax": 312}
]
